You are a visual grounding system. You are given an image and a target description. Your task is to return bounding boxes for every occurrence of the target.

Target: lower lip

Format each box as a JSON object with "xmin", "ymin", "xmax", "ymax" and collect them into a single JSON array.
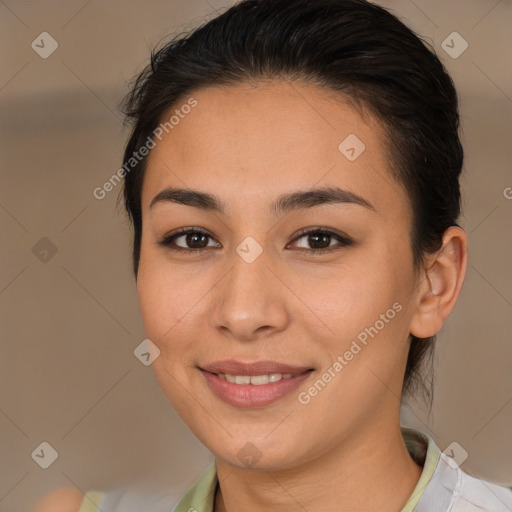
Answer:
[{"xmin": 200, "ymin": 369, "xmax": 313, "ymax": 408}]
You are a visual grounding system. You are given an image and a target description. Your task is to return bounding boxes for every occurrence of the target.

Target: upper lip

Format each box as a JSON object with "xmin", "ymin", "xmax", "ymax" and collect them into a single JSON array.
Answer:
[{"xmin": 200, "ymin": 360, "xmax": 314, "ymax": 376}]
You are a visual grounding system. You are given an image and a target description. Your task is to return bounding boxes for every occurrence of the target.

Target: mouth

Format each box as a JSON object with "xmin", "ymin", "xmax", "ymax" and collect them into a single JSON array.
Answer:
[
  {"xmin": 199, "ymin": 360, "xmax": 314, "ymax": 408},
  {"xmin": 213, "ymin": 372, "xmax": 298, "ymax": 385}
]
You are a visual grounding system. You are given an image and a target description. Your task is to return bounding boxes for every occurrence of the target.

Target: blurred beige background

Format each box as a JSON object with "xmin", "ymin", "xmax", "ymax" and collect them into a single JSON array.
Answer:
[{"xmin": 1, "ymin": 0, "xmax": 511, "ymax": 510}]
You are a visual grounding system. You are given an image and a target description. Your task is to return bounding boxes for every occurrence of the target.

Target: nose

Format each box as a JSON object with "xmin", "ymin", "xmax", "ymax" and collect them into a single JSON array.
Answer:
[{"xmin": 208, "ymin": 247, "xmax": 290, "ymax": 342}]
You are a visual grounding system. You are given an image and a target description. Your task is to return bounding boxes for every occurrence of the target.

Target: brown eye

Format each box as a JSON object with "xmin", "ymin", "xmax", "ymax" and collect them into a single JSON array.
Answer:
[
  {"xmin": 182, "ymin": 232, "xmax": 209, "ymax": 249},
  {"xmin": 157, "ymin": 228, "xmax": 221, "ymax": 252},
  {"xmin": 289, "ymin": 228, "xmax": 353, "ymax": 255}
]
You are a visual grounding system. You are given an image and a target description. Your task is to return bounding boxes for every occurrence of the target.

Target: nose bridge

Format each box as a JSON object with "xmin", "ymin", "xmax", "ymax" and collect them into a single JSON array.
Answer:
[
  {"xmin": 225, "ymin": 229, "xmax": 270, "ymax": 294},
  {"xmin": 209, "ymin": 238, "xmax": 288, "ymax": 339}
]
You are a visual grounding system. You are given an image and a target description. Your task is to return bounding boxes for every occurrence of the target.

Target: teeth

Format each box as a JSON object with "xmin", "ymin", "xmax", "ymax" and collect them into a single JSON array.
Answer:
[
  {"xmin": 250, "ymin": 374, "xmax": 268, "ymax": 385},
  {"xmin": 219, "ymin": 373, "xmax": 296, "ymax": 385}
]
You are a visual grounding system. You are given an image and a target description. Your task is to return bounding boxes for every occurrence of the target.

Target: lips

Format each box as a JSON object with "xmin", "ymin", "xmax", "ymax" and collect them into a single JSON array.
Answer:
[
  {"xmin": 199, "ymin": 359, "xmax": 314, "ymax": 408},
  {"xmin": 200, "ymin": 359, "xmax": 313, "ymax": 376}
]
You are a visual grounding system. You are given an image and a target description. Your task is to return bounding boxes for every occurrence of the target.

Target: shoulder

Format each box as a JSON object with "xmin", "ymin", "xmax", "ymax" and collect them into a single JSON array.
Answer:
[
  {"xmin": 452, "ymin": 468, "xmax": 512, "ymax": 511},
  {"xmin": 31, "ymin": 478, "xmax": 201, "ymax": 512},
  {"xmin": 31, "ymin": 488, "xmax": 85, "ymax": 512},
  {"xmin": 408, "ymin": 430, "xmax": 512, "ymax": 512},
  {"xmin": 416, "ymin": 448, "xmax": 512, "ymax": 511}
]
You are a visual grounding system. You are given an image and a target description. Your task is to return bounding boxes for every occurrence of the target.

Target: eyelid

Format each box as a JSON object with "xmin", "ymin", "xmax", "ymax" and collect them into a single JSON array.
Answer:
[
  {"xmin": 157, "ymin": 227, "xmax": 220, "ymax": 252},
  {"xmin": 287, "ymin": 227, "xmax": 353, "ymax": 253},
  {"xmin": 289, "ymin": 226, "xmax": 351, "ymax": 244}
]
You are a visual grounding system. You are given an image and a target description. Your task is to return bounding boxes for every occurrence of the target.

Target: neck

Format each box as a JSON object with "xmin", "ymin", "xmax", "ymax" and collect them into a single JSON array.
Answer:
[{"xmin": 213, "ymin": 420, "xmax": 423, "ymax": 512}]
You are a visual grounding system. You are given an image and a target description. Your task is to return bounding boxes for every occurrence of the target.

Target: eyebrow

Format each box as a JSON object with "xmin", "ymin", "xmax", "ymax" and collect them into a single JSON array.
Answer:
[{"xmin": 149, "ymin": 186, "xmax": 376, "ymax": 215}]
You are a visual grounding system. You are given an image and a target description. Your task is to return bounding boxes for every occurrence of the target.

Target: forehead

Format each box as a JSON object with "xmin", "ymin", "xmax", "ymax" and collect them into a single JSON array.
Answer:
[{"xmin": 141, "ymin": 80, "xmax": 407, "ymax": 218}]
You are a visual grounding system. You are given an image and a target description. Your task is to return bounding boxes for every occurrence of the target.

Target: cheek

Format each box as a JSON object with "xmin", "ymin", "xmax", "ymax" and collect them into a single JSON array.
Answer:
[
  {"xmin": 313, "ymin": 247, "xmax": 413, "ymax": 369},
  {"xmin": 136, "ymin": 248, "xmax": 212, "ymax": 359},
  {"xmin": 136, "ymin": 250, "xmax": 184, "ymax": 349},
  {"xmin": 312, "ymin": 258, "xmax": 396, "ymax": 327}
]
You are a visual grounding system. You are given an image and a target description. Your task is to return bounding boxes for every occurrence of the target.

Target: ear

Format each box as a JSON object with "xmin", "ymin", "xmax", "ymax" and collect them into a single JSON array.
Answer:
[{"xmin": 409, "ymin": 226, "xmax": 468, "ymax": 339}]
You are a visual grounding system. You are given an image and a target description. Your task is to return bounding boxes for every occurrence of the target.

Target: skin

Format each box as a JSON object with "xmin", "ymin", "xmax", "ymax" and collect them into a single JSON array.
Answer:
[
  {"xmin": 132, "ymin": 80, "xmax": 468, "ymax": 512},
  {"xmin": 31, "ymin": 488, "xmax": 83, "ymax": 512}
]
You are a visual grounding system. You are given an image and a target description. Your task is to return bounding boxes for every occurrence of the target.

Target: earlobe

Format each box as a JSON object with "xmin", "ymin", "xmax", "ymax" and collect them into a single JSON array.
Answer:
[{"xmin": 409, "ymin": 226, "xmax": 468, "ymax": 339}]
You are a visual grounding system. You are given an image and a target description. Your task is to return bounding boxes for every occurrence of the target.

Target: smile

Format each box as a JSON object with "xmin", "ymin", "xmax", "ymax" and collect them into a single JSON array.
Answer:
[
  {"xmin": 216, "ymin": 373, "xmax": 295, "ymax": 385},
  {"xmin": 200, "ymin": 366, "xmax": 314, "ymax": 408}
]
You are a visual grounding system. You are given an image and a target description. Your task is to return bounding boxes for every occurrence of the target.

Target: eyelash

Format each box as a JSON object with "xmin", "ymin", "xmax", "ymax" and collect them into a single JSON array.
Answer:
[{"xmin": 156, "ymin": 227, "xmax": 353, "ymax": 256}]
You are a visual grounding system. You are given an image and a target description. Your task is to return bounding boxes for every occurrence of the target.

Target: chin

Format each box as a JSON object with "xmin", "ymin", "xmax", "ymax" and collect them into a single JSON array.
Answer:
[{"xmin": 203, "ymin": 432, "xmax": 305, "ymax": 471}]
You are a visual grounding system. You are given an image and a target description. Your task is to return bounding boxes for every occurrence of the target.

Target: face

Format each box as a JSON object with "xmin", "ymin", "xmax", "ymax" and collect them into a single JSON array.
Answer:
[{"xmin": 136, "ymin": 81, "xmax": 422, "ymax": 470}]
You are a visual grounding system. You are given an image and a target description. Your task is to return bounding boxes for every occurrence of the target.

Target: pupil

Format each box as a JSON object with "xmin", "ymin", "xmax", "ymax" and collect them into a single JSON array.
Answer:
[
  {"xmin": 310, "ymin": 234, "xmax": 330, "ymax": 249},
  {"xmin": 188, "ymin": 233, "xmax": 207, "ymax": 248}
]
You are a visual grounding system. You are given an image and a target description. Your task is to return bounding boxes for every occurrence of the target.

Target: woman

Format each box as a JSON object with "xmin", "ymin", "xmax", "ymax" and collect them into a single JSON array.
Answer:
[{"xmin": 35, "ymin": 0, "xmax": 512, "ymax": 510}]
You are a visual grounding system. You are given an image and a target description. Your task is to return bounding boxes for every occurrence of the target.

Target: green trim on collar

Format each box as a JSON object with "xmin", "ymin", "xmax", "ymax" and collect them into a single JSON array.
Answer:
[
  {"xmin": 400, "ymin": 428, "xmax": 441, "ymax": 511},
  {"xmin": 173, "ymin": 461, "xmax": 218, "ymax": 512},
  {"xmin": 172, "ymin": 427, "xmax": 440, "ymax": 512}
]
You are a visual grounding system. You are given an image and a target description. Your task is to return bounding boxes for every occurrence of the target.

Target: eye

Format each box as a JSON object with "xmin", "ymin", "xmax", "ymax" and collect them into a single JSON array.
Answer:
[
  {"xmin": 156, "ymin": 227, "xmax": 221, "ymax": 253},
  {"xmin": 288, "ymin": 228, "xmax": 353, "ymax": 255}
]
